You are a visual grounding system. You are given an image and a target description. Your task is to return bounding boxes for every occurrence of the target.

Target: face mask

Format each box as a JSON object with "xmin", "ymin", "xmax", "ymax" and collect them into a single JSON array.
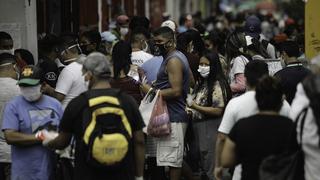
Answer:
[
  {"xmin": 20, "ymin": 85, "xmax": 42, "ymax": 102},
  {"xmin": 154, "ymin": 41, "xmax": 169, "ymax": 56},
  {"xmin": 80, "ymin": 45, "xmax": 90, "ymax": 55},
  {"xmin": 142, "ymin": 41, "xmax": 149, "ymax": 52},
  {"xmin": 120, "ymin": 27, "xmax": 129, "ymax": 36},
  {"xmin": 198, "ymin": 65, "xmax": 210, "ymax": 78},
  {"xmin": 0, "ymin": 49, "xmax": 14, "ymax": 55}
]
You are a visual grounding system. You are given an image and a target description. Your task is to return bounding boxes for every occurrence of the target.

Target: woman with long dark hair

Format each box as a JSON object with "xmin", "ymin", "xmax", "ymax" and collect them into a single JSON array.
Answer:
[
  {"xmin": 187, "ymin": 50, "xmax": 231, "ymax": 180},
  {"xmin": 110, "ymin": 40, "xmax": 143, "ymax": 104}
]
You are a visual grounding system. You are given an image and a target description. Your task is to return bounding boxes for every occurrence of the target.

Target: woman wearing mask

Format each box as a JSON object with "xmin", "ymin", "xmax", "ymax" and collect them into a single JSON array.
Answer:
[{"xmin": 187, "ymin": 50, "xmax": 231, "ymax": 180}]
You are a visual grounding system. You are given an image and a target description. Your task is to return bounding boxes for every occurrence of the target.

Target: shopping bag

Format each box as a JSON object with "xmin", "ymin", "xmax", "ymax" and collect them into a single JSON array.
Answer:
[
  {"xmin": 147, "ymin": 92, "xmax": 171, "ymax": 137},
  {"xmin": 139, "ymin": 89, "xmax": 159, "ymax": 133}
]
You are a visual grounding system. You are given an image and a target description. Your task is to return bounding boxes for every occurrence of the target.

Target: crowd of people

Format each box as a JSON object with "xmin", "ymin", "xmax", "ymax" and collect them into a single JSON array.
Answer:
[{"xmin": 0, "ymin": 8, "xmax": 319, "ymax": 180}]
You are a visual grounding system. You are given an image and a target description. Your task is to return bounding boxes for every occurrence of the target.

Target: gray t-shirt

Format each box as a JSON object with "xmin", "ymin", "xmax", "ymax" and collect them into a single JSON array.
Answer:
[{"xmin": 0, "ymin": 77, "xmax": 20, "ymax": 163}]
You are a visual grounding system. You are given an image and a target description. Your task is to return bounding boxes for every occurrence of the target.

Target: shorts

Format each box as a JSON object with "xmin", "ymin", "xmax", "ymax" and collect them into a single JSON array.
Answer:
[{"xmin": 156, "ymin": 122, "xmax": 187, "ymax": 168}]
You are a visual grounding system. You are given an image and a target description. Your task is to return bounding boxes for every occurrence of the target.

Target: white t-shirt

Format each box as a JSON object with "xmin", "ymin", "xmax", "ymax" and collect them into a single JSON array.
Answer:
[
  {"xmin": 218, "ymin": 90, "xmax": 291, "ymax": 134},
  {"xmin": 218, "ymin": 90, "xmax": 291, "ymax": 180},
  {"xmin": 229, "ymin": 55, "xmax": 249, "ymax": 85},
  {"xmin": 0, "ymin": 77, "xmax": 20, "ymax": 162},
  {"xmin": 290, "ymin": 83, "xmax": 320, "ymax": 180},
  {"xmin": 55, "ymin": 61, "xmax": 87, "ymax": 109},
  {"xmin": 131, "ymin": 50, "xmax": 153, "ymax": 67}
]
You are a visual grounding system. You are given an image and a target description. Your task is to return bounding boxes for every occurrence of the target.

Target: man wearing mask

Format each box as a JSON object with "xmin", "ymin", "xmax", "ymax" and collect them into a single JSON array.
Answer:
[
  {"xmin": 141, "ymin": 27, "xmax": 190, "ymax": 180},
  {"xmin": 45, "ymin": 53, "xmax": 145, "ymax": 180},
  {"xmin": 0, "ymin": 53, "xmax": 20, "ymax": 180},
  {"xmin": 0, "ymin": 32, "xmax": 14, "ymax": 55},
  {"xmin": 42, "ymin": 35, "xmax": 87, "ymax": 109},
  {"xmin": 130, "ymin": 27, "xmax": 153, "ymax": 67},
  {"xmin": 79, "ymin": 30, "xmax": 103, "ymax": 55},
  {"xmin": 2, "ymin": 65, "xmax": 63, "ymax": 180},
  {"xmin": 112, "ymin": 15, "xmax": 130, "ymax": 41}
]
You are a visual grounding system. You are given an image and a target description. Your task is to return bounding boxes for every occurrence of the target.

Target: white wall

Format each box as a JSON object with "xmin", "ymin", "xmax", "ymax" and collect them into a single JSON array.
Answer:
[{"xmin": 0, "ymin": 0, "xmax": 38, "ymax": 63}]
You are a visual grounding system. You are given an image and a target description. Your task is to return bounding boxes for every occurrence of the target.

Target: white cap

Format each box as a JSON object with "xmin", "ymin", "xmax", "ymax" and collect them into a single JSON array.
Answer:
[
  {"xmin": 161, "ymin": 20, "xmax": 176, "ymax": 32},
  {"xmin": 101, "ymin": 31, "xmax": 117, "ymax": 42}
]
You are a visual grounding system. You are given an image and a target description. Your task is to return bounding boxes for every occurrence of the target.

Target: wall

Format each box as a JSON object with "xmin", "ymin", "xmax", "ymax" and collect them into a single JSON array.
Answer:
[{"xmin": 0, "ymin": 0, "xmax": 38, "ymax": 62}]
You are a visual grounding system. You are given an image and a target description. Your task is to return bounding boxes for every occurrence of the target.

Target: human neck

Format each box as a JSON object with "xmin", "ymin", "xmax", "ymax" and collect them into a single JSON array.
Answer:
[
  {"xmin": 259, "ymin": 110, "xmax": 279, "ymax": 115},
  {"xmin": 246, "ymin": 85, "xmax": 255, "ymax": 91},
  {"xmin": 0, "ymin": 69, "xmax": 17, "ymax": 79},
  {"xmin": 165, "ymin": 48, "xmax": 175, "ymax": 57},
  {"xmin": 285, "ymin": 57, "xmax": 298, "ymax": 65},
  {"xmin": 91, "ymin": 81, "xmax": 111, "ymax": 89},
  {"xmin": 131, "ymin": 44, "xmax": 141, "ymax": 52}
]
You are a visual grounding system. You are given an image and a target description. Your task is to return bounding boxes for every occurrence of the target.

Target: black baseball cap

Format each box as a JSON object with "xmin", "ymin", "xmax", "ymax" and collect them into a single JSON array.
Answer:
[
  {"xmin": 17, "ymin": 65, "xmax": 43, "ymax": 86},
  {"xmin": 0, "ymin": 53, "xmax": 16, "ymax": 65}
]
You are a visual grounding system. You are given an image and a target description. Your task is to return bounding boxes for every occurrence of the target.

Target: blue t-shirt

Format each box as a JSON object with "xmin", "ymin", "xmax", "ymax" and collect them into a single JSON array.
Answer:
[{"xmin": 1, "ymin": 95, "xmax": 63, "ymax": 180}]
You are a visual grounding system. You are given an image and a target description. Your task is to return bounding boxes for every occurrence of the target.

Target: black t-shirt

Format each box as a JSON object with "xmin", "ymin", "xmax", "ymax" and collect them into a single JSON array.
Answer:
[
  {"xmin": 59, "ymin": 88, "xmax": 145, "ymax": 180},
  {"xmin": 274, "ymin": 63, "xmax": 311, "ymax": 104},
  {"xmin": 38, "ymin": 57, "xmax": 60, "ymax": 88},
  {"xmin": 229, "ymin": 114, "xmax": 294, "ymax": 180}
]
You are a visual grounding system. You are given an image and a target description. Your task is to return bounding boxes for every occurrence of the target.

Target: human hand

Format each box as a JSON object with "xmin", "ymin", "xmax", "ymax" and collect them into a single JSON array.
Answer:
[
  {"xmin": 186, "ymin": 94, "xmax": 194, "ymax": 107},
  {"xmin": 214, "ymin": 166, "xmax": 223, "ymax": 180},
  {"xmin": 35, "ymin": 129, "xmax": 58, "ymax": 146},
  {"xmin": 41, "ymin": 83, "xmax": 54, "ymax": 95}
]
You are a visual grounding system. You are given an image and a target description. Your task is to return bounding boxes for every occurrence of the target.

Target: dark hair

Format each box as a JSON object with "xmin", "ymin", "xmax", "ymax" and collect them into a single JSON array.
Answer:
[
  {"xmin": 176, "ymin": 32, "xmax": 193, "ymax": 53},
  {"xmin": 302, "ymin": 75, "xmax": 320, "ymax": 147},
  {"xmin": 58, "ymin": 34, "xmax": 80, "ymax": 54},
  {"xmin": 153, "ymin": 27, "xmax": 174, "ymax": 40},
  {"xmin": 38, "ymin": 34, "xmax": 59, "ymax": 55},
  {"xmin": 0, "ymin": 53, "xmax": 16, "ymax": 65},
  {"xmin": 14, "ymin": 49, "xmax": 34, "ymax": 65},
  {"xmin": 112, "ymin": 41, "xmax": 132, "ymax": 79},
  {"xmin": 129, "ymin": 16, "xmax": 150, "ymax": 31},
  {"xmin": 195, "ymin": 50, "xmax": 231, "ymax": 106},
  {"xmin": 280, "ymin": 40, "xmax": 300, "ymax": 58},
  {"xmin": 81, "ymin": 30, "xmax": 102, "ymax": 48},
  {"xmin": 0, "ymin": 31, "xmax": 13, "ymax": 41},
  {"xmin": 205, "ymin": 30, "xmax": 227, "ymax": 55},
  {"xmin": 244, "ymin": 60, "xmax": 269, "ymax": 87},
  {"xmin": 247, "ymin": 37, "xmax": 270, "ymax": 58},
  {"xmin": 186, "ymin": 29, "xmax": 205, "ymax": 56},
  {"xmin": 130, "ymin": 27, "xmax": 150, "ymax": 43},
  {"xmin": 256, "ymin": 76, "xmax": 283, "ymax": 111},
  {"xmin": 225, "ymin": 31, "xmax": 247, "ymax": 63}
]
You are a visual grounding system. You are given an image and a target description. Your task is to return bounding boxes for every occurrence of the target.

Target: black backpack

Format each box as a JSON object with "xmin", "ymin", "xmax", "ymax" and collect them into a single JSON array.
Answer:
[{"xmin": 82, "ymin": 90, "xmax": 132, "ymax": 168}]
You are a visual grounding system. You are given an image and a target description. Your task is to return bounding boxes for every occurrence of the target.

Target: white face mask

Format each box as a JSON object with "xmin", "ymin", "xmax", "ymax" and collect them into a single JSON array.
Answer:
[
  {"xmin": 120, "ymin": 27, "xmax": 129, "ymax": 36},
  {"xmin": 0, "ymin": 49, "xmax": 14, "ymax": 55},
  {"xmin": 142, "ymin": 41, "xmax": 149, "ymax": 52},
  {"xmin": 198, "ymin": 65, "xmax": 210, "ymax": 78},
  {"xmin": 20, "ymin": 85, "xmax": 42, "ymax": 102}
]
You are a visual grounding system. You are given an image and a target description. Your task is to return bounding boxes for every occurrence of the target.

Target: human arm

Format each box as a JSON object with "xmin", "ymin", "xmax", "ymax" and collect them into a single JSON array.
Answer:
[
  {"xmin": 230, "ymin": 73, "xmax": 246, "ymax": 93},
  {"xmin": 41, "ymin": 83, "xmax": 66, "ymax": 102},
  {"xmin": 221, "ymin": 137, "xmax": 237, "ymax": 168},
  {"xmin": 4, "ymin": 130, "xmax": 41, "ymax": 146},
  {"xmin": 133, "ymin": 130, "xmax": 145, "ymax": 177},
  {"xmin": 46, "ymin": 132, "xmax": 72, "ymax": 150},
  {"xmin": 159, "ymin": 57, "xmax": 184, "ymax": 100},
  {"xmin": 214, "ymin": 132, "xmax": 228, "ymax": 180},
  {"xmin": 190, "ymin": 103, "xmax": 223, "ymax": 117}
]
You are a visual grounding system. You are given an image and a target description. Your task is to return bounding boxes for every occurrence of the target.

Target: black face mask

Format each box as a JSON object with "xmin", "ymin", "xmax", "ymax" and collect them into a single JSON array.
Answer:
[
  {"xmin": 154, "ymin": 41, "xmax": 170, "ymax": 56},
  {"xmin": 80, "ymin": 45, "xmax": 91, "ymax": 55}
]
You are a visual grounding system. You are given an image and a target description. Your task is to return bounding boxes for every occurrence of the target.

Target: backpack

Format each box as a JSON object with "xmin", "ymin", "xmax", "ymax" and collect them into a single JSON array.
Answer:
[{"xmin": 82, "ymin": 90, "xmax": 132, "ymax": 168}]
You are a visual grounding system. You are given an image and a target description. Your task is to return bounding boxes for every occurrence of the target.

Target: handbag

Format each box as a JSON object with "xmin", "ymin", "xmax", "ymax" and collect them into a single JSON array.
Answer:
[
  {"xmin": 147, "ymin": 91, "xmax": 171, "ymax": 137},
  {"xmin": 259, "ymin": 108, "xmax": 307, "ymax": 180},
  {"xmin": 139, "ymin": 89, "xmax": 160, "ymax": 133}
]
